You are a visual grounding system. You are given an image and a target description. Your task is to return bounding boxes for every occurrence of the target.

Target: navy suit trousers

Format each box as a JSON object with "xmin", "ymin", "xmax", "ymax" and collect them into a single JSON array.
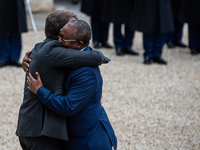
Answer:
[
  {"xmin": 0, "ymin": 33, "xmax": 22, "ymax": 62},
  {"xmin": 91, "ymin": 17, "xmax": 109, "ymax": 43},
  {"xmin": 143, "ymin": 32, "xmax": 165, "ymax": 58},
  {"xmin": 166, "ymin": 22, "xmax": 184, "ymax": 43},
  {"xmin": 189, "ymin": 24, "xmax": 200, "ymax": 49},
  {"xmin": 114, "ymin": 24, "xmax": 134, "ymax": 49}
]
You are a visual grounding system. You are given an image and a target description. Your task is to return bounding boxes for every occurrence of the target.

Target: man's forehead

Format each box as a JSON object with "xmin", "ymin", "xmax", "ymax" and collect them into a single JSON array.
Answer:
[
  {"xmin": 60, "ymin": 25, "xmax": 76, "ymax": 37},
  {"xmin": 61, "ymin": 24, "xmax": 70, "ymax": 31},
  {"xmin": 63, "ymin": 24, "xmax": 76, "ymax": 32}
]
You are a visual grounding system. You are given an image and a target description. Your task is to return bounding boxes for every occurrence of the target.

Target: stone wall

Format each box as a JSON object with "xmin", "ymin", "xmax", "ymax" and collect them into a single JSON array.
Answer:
[{"xmin": 28, "ymin": 0, "xmax": 54, "ymax": 13}]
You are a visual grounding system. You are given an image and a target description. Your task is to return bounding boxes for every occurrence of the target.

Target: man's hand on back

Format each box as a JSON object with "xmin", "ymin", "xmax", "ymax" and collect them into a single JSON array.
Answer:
[{"xmin": 22, "ymin": 51, "xmax": 32, "ymax": 73}]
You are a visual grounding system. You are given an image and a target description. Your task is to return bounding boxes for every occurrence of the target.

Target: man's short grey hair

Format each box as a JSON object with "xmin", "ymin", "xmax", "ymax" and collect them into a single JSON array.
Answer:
[{"xmin": 67, "ymin": 19, "xmax": 91, "ymax": 45}]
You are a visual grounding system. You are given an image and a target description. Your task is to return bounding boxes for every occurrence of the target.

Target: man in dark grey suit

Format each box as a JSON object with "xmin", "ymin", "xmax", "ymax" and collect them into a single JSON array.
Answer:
[{"xmin": 16, "ymin": 10, "xmax": 109, "ymax": 150}]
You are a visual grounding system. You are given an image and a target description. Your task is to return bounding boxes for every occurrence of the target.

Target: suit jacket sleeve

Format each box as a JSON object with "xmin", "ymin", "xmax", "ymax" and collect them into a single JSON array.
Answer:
[
  {"xmin": 47, "ymin": 47, "xmax": 108, "ymax": 68},
  {"xmin": 37, "ymin": 68, "xmax": 97, "ymax": 117}
]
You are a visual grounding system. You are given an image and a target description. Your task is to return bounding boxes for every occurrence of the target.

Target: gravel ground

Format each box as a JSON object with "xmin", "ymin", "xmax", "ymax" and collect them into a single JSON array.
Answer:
[
  {"xmin": 1, "ymin": 29, "xmax": 200, "ymax": 150},
  {"xmin": 1, "ymin": 2, "xmax": 200, "ymax": 150}
]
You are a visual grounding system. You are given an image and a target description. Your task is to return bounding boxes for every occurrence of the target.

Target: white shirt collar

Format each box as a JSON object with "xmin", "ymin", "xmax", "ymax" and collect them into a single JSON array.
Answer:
[{"xmin": 80, "ymin": 46, "xmax": 87, "ymax": 51}]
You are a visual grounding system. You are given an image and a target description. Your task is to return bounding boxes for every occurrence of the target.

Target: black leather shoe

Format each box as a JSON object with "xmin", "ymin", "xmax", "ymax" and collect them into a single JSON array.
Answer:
[
  {"xmin": 152, "ymin": 57, "xmax": 167, "ymax": 65},
  {"xmin": 116, "ymin": 48, "xmax": 125, "ymax": 56},
  {"xmin": 93, "ymin": 41, "xmax": 100, "ymax": 49},
  {"xmin": 143, "ymin": 57, "xmax": 152, "ymax": 65},
  {"xmin": 9, "ymin": 61, "xmax": 22, "ymax": 67},
  {"xmin": 175, "ymin": 41, "xmax": 187, "ymax": 48},
  {"xmin": 167, "ymin": 41, "xmax": 176, "ymax": 48},
  {"xmin": 101, "ymin": 42, "xmax": 113, "ymax": 48},
  {"xmin": 0, "ymin": 61, "xmax": 8, "ymax": 68},
  {"xmin": 191, "ymin": 48, "xmax": 199, "ymax": 55},
  {"xmin": 124, "ymin": 48, "xmax": 139, "ymax": 55}
]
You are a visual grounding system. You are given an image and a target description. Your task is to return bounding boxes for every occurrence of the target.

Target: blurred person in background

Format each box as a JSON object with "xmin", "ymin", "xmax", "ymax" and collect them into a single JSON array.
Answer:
[
  {"xmin": 179, "ymin": 0, "xmax": 200, "ymax": 55},
  {"xmin": 130, "ymin": 0, "xmax": 174, "ymax": 65},
  {"xmin": 81, "ymin": 0, "xmax": 113, "ymax": 49},
  {"xmin": 0, "ymin": 0, "xmax": 27, "ymax": 68},
  {"xmin": 101, "ymin": 0, "xmax": 139, "ymax": 56},
  {"xmin": 166, "ymin": 0, "xmax": 187, "ymax": 49}
]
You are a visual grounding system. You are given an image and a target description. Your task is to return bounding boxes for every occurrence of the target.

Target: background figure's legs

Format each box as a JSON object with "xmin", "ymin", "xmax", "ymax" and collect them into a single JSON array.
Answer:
[
  {"xmin": 10, "ymin": 32, "xmax": 22, "ymax": 62},
  {"xmin": 154, "ymin": 32, "xmax": 165, "ymax": 58},
  {"xmin": 0, "ymin": 33, "xmax": 10, "ymax": 62},
  {"xmin": 189, "ymin": 24, "xmax": 199, "ymax": 54}
]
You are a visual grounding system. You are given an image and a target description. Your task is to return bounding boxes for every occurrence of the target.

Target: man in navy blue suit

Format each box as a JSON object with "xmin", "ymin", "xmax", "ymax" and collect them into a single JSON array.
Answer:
[{"xmin": 26, "ymin": 19, "xmax": 117, "ymax": 150}]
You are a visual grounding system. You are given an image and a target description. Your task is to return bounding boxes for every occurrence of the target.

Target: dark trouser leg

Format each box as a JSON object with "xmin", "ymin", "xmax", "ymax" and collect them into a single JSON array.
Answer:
[
  {"xmin": 99, "ymin": 22, "xmax": 109, "ymax": 43},
  {"xmin": 114, "ymin": 24, "xmax": 137, "ymax": 55},
  {"xmin": 91, "ymin": 17, "xmax": 100, "ymax": 43},
  {"xmin": 143, "ymin": 33, "xmax": 154, "ymax": 64},
  {"xmin": 114, "ymin": 24, "xmax": 134, "ymax": 49},
  {"xmin": 166, "ymin": 31, "xmax": 173, "ymax": 43},
  {"xmin": 124, "ymin": 25, "xmax": 134, "ymax": 49},
  {"xmin": 0, "ymin": 33, "xmax": 21, "ymax": 62},
  {"xmin": 114, "ymin": 24, "xmax": 124, "ymax": 55},
  {"xmin": 154, "ymin": 32, "xmax": 165, "ymax": 58},
  {"xmin": 153, "ymin": 32, "xmax": 167, "ymax": 64},
  {"xmin": 189, "ymin": 24, "xmax": 198, "ymax": 49},
  {"xmin": 143, "ymin": 32, "xmax": 166, "ymax": 64},
  {"xmin": 123, "ymin": 26, "xmax": 138, "ymax": 55},
  {"xmin": 143, "ymin": 33, "xmax": 154, "ymax": 59},
  {"xmin": 19, "ymin": 136, "xmax": 63, "ymax": 150},
  {"xmin": 198, "ymin": 25, "xmax": 200, "ymax": 49},
  {"xmin": 165, "ymin": 31, "xmax": 176, "ymax": 48},
  {"xmin": 114, "ymin": 24, "xmax": 124, "ymax": 49},
  {"xmin": 91, "ymin": 18, "xmax": 109, "ymax": 43},
  {"xmin": 189, "ymin": 24, "xmax": 199, "ymax": 54},
  {"xmin": 10, "ymin": 32, "xmax": 22, "ymax": 62},
  {"xmin": 0, "ymin": 33, "xmax": 10, "ymax": 62},
  {"xmin": 166, "ymin": 22, "xmax": 185, "ymax": 48},
  {"xmin": 167, "ymin": 22, "xmax": 183, "ymax": 43},
  {"xmin": 99, "ymin": 21, "xmax": 112, "ymax": 48},
  {"xmin": 174, "ymin": 22, "xmax": 184, "ymax": 42}
]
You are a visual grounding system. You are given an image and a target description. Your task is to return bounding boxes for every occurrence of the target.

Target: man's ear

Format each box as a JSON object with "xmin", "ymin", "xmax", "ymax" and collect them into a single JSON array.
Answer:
[
  {"xmin": 58, "ymin": 37, "xmax": 62, "ymax": 43},
  {"xmin": 78, "ymin": 41, "xmax": 84, "ymax": 45},
  {"xmin": 60, "ymin": 28, "xmax": 63, "ymax": 33},
  {"xmin": 77, "ymin": 41, "xmax": 84, "ymax": 49}
]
